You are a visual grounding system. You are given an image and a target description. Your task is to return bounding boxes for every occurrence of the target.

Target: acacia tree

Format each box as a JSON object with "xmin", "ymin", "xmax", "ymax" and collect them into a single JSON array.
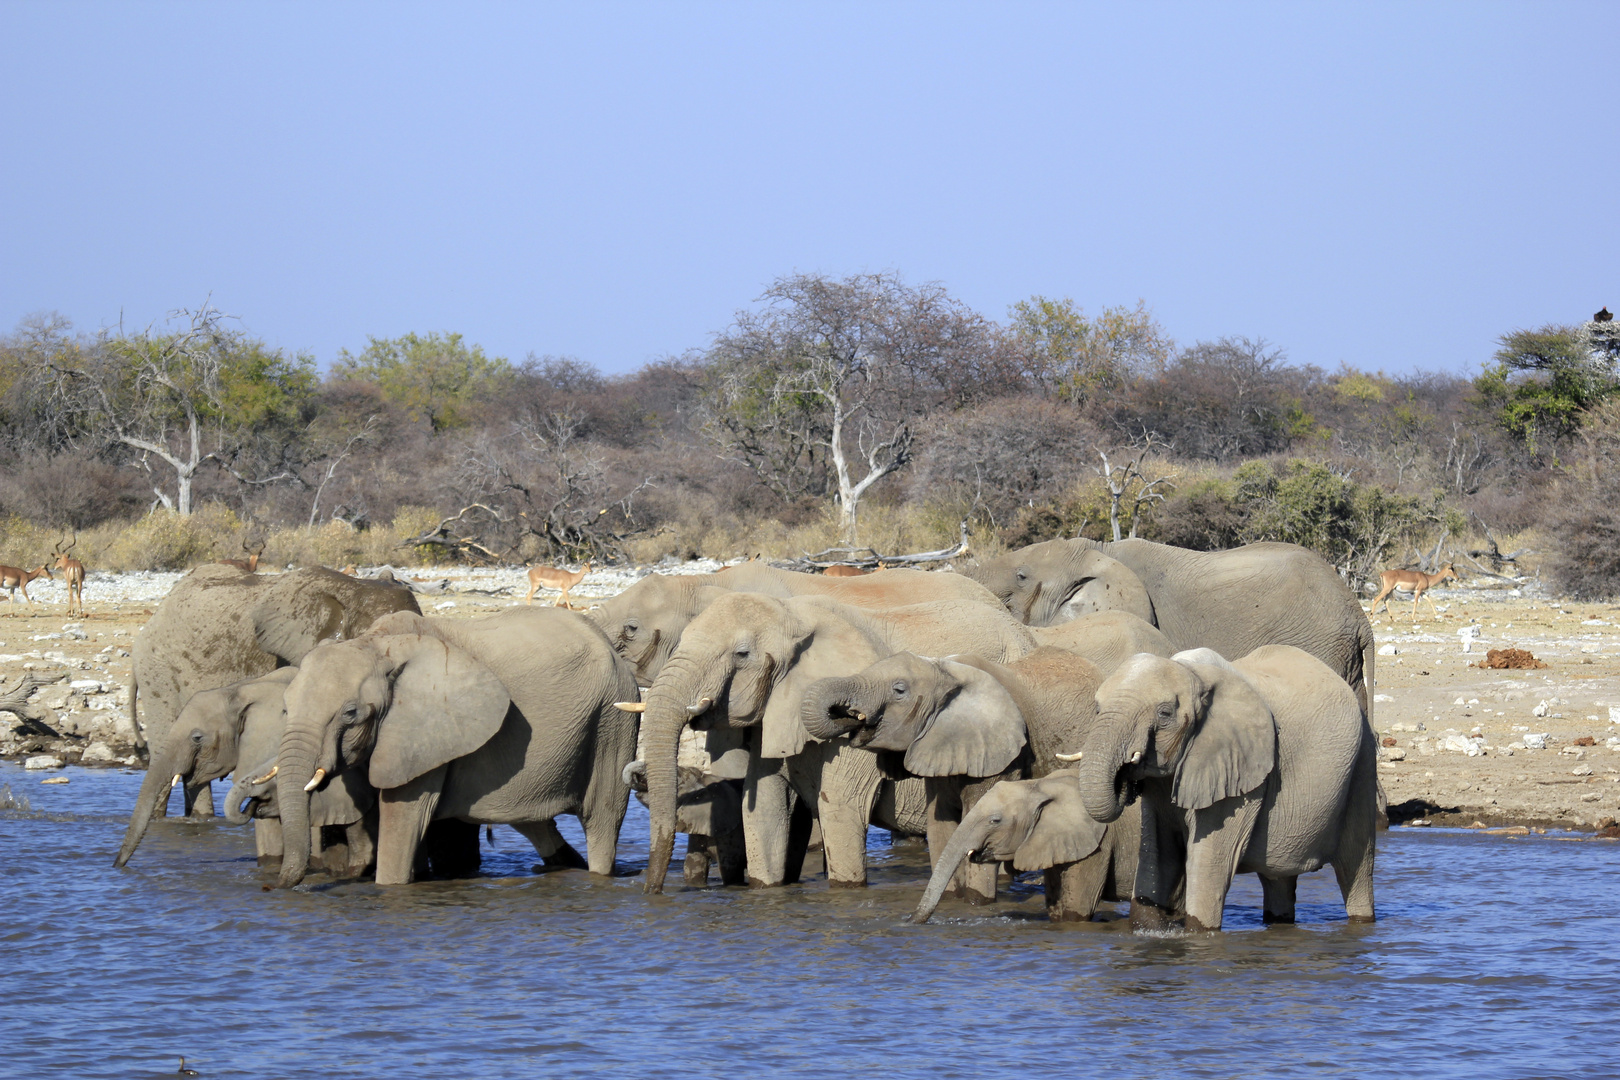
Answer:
[
  {"xmin": 332, "ymin": 331, "xmax": 509, "ymax": 432},
  {"xmin": 1476, "ymin": 323, "xmax": 1620, "ymax": 458},
  {"xmin": 48, "ymin": 304, "xmax": 314, "ymax": 515},
  {"xmin": 705, "ymin": 272, "xmax": 997, "ymax": 543},
  {"xmin": 1007, "ymin": 296, "xmax": 1172, "ymax": 403}
]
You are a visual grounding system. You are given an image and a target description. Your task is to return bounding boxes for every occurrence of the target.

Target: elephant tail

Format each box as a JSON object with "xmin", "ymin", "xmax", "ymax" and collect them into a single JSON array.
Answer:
[{"xmin": 129, "ymin": 665, "xmax": 148, "ymax": 765}]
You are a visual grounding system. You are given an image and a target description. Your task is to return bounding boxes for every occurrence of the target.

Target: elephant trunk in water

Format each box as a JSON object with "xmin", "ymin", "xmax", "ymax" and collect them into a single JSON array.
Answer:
[
  {"xmin": 1078, "ymin": 712, "xmax": 1140, "ymax": 824},
  {"xmin": 799, "ymin": 676, "xmax": 871, "ymax": 742},
  {"xmin": 910, "ymin": 814, "xmax": 997, "ymax": 924},
  {"xmin": 274, "ymin": 727, "xmax": 322, "ymax": 888},
  {"xmin": 113, "ymin": 741, "xmax": 198, "ymax": 868},
  {"xmin": 640, "ymin": 654, "xmax": 722, "ymax": 895},
  {"xmin": 225, "ymin": 762, "xmax": 276, "ymax": 825}
]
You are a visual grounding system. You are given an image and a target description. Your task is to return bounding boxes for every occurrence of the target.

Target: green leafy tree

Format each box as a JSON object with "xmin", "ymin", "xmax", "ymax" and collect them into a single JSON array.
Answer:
[
  {"xmin": 1007, "ymin": 296, "xmax": 1172, "ymax": 404},
  {"xmin": 1476, "ymin": 324, "xmax": 1619, "ymax": 457},
  {"xmin": 333, "ymin": 331, "xmax": 510, "ymax": 431}
]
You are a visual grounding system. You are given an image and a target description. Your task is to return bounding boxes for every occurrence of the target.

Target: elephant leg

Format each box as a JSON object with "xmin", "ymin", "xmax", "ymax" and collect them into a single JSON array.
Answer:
[
  {"xmin": 815, "ymin": 739, "xmax": 883, "ymax": 889},
  {"xmin": 513, "ymin": 820, "xmax": 589, "ymax": 870},
  {"xmin": 1260, "ymin": 875, "xmax": 1298, "ymax": 924},
  {"xmin": 1334, "ymin": 737, "xmax": 1380, "ymax": 923},
  {"xmin": 422, "ymin": 819, "xmax": 482, "ymax": 879},
  {"xmin": 715, "ymin": 823, "xmax": 748, "ymax": 886},
  {"xmin": 254, "ymin": 818, "xmax": 284, "ymax": 864},
  {"xmin": 958, "ymin": 777, "xmax": 1002, "ymax": 906},
  {"xmin": 183, "ymin": 781, "xmax": 216, "ymax": 819},
  {"xmin": 783, "ymin": 795, "xmax": 812, "ymax": 885},
  {"xmin": 1129, "ymin": 793, "xmax": 1184, "ymax": 930},
  {"xmin": 924, "ymin": 777, "xmax": 965, "ymax": 895},
  {"xmin": 1045, "ymin": 854, "xmax": 1110, "ymax": 922},
  {"xmin": 683, "ymin": 834, "xmax": 713, "ymax": 886},
  {"xmin": 1102, "ymin": 806, "xmax": 1142, "ymax": 904},
  {"xmin": 344, "ymin": 817, "xmax": 376, "ymax": 877},
  {"xmin": 581, "ymin": 800, "xmax": 628, "ymax": 878},
  {"xmin": 742, "ymin": 753, "xmax": 796, "ymax": 888},
  {"xmin": 375, "ymin": 764, "xmax": 447, "ymax": 885},
  {"xmin": 1182, "ymin": 798, "xmax": 1262, "ymax": 932}
]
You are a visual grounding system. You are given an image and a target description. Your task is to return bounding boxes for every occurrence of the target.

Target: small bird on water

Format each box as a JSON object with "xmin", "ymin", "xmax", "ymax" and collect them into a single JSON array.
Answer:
[{"xmin": 177, "ymin": 1056, "xmax": 200, "ymax": 1076}]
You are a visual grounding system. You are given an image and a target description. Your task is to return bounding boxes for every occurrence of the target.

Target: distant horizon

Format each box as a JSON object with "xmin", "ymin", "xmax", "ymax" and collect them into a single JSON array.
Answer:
[{"xmin": 4, "ymin": 2, "xmax": 1614, "ymax": 379}]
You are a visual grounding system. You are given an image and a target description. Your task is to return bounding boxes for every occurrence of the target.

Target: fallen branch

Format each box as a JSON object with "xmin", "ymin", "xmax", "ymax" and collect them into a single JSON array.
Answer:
[
  {"xmin": 788, "ymin": 521, "xmax": 971, "ymax": 571},
  {"xmin": 0, "ymin": 671, "xmax": 69, "ymax": 737}
]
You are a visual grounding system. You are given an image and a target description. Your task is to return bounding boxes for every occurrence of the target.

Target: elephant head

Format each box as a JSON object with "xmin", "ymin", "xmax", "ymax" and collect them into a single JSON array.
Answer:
[
  {"xmin": 911, "ymin": 771, "xmax": 1104, "ymax": 923},
  {"xmin": 114, "ymin": 668, "xmax": 299, "ymax": 868},
  {"xmin": 637, "ymin": 592, "xmax": 877, "ymax": 893},
  {"xmin": 800, "ymin": 652, "xmax": 1027, "ymax": 779},
  {"xmin": 968, "ymin": 540, "xmax": 1155, "ymax": 627},
  {"xmin": 270, "ymin": 632, "xmax": 511, "ymax": 888},
  {"xmin": 1078, "ymin": 649, "xmax": 1276, "ymax": 825},
  {"xmin": 587, "ymin": 576, "xmax": 732, "ymax": 686}
]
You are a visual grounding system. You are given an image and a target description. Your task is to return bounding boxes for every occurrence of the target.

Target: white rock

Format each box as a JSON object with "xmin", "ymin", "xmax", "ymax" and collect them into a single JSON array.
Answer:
[
  {"xmin": 1377, "ymin": 644, "xmax": 1398, "ymax": 656},
  {"xmin": 1440, "ymin": 734, "xmax": 1479, "ymax": 755},
  {"xmin": 80, "ymin": 742, "xmax": 117, "ymax": 764},
  {"xmin": 1454, "ymin": 697, "xmax": 1466, "ymax": 705},
  {"xmin": 29, "ymin": 633, "xmax": 62, "ymax": 642},
  {"xmin": 1609, "ymin": 706, "xmax": 1620, "ymax": 724},
  {"xmin": 1381, "ymin": 747, "xmax": 1407, "ymax": 761},
  {"xmin": 1374, "ymin": 694, "xmax": 1393, "ymax": 703},
  {"xmin": 1533, "ymin": 702, "xmax": 1549, "ymax": 717},
  {"xmin": 69, "ymin": 679, "xmax": 105, "ymax": 694},
  {"xmin": 1572, "ymin": 764, "xmax": 1594, "ymax": 776},
  {"xmin": 23, "ymin": 755, "xmax": 64, "ymax": 770},
  {"xmin": 1523, "ymin": 732, "xmax": 1549, "ymax": 749},
  {"xmin": 434, "ymin": 600, "xmax": 457, "ymax": 610}
]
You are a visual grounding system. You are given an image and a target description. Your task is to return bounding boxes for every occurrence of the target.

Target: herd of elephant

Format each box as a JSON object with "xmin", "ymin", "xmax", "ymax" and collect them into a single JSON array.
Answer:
[{"xmin": 113, "ymin": 538, "xmax": 1380, "ymax": 932}]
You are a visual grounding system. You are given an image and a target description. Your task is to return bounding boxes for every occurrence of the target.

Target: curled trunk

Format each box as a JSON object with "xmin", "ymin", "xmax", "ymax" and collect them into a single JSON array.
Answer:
[
  {"xmin": 799, "ymin": 676, "xmax": 868, "ymax": 742},
  {"xmin": 1079, "ymin": 715, "xmax": 1136, "ymax": 824},
  {"xmin": 113, "ymin": 743, "xmax": 193, "ymax": 868},
  {"xmin": 910, "ymin": 816, "xmax": 995, "ymax": 924},
  {"xmin": 274, "ymin": 731, "xmax": 321, "ymax": 888}
]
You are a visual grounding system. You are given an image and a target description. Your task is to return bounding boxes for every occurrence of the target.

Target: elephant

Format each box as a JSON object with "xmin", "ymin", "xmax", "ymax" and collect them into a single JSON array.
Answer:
[
  {"xmin": 624, "ymin": 761, "xmax": 746, "ymax": 886},
  {"xmin": 269, "ymin": 606, "xmax": 639, "ymax": 888},
  {"xmin": 113, "ymin": 668, "xmax": 300, "ymax": 868},
  {"xmin": 132, "ymin": 564, "xmax": 420, "ymax": 816},
  {"xmin": 966, "ymin": 538, "xmax": 1376, "ymax": 724},
  {"xmin": 1078, "ymin": 647, "xmax": 1378, "ymax": 931},
  {"xmin": 802, "ymin": 646, "xmax": 1139, "ymax": 920},
  {"xmin": 589, "ymin": 563, "xmax": 1000, "ymax": 686},
  {"xmin": 638, "ymin": 592, "xmax": 1041, "ymax": 894},
  {"xmin": 910, "ymin": 770, "xmax": 1129, "ymax": 925}
]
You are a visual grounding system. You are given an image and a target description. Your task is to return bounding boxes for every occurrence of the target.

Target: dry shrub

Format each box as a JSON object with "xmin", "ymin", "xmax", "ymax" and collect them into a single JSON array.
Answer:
[{"xmin": 96, "ymin": 504, "xmax": 244, "ymax": 570}]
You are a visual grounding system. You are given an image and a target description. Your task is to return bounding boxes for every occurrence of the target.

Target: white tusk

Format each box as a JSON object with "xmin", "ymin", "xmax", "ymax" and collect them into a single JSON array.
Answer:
[
  {"xmin": 854, "ymin": 711, "xmax": 867, "ymax": 722},
  {"xmin": 249, "ymin": 766, "xmax": 278, "ymax": 785},
  {"xmin": 685, "ymin": 697, "xmax": 713, "ymax": 716},
  {"xmin": 613, "ymin": 701, "xmax": 646, "ymax": 713},
  {"xmin": 1054, "ymin": 751, "xmax": 1083, "ymax": 762},
  {"xmin": 170, "ymin": 774, "xmax": 184, "ymax": 789},
  {"xmin": 1128, "ymin": 751, "xmax": 1143, "ymax": 764},
  {"xmin": 303, "ymin": 768, "xmax": 327, "ymax": 792}
]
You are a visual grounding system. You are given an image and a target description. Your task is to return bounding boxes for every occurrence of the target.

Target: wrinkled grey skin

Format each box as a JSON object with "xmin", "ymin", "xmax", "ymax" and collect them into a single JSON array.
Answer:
[
  {"xmin": 966, "ymin": 538, "xmax": 1375, "ymax": 726},
  {"xmin": 131, "ymin": 565, "xmax": 419, "ymax": 817},
  {"xmin": 624, "ymin": 761, "xmax": 746, "ymax": 886},
  {"xmin": 803, "ymin": 647, "xmax": 1137, "ymax": 920},
  {"xmin": 270, "ymin": 607, "xmax": 639, "ymax": 888},
  {"xmin": 638, "ymin": 593, "xmax": 1036, "ymax": 895},
  {"xmin": 113, "ymin": 668, "xmax": 300, "ymax": 868},
  {"xmin": 911, "ymin": 770, "xmax": 1134, "ymax": 924},
  {"xmin": 588, "ymin": 564, "xmax": 999, "ymax": 686},
  {"xmin": 1079, "ymin": 647, "xmax": 1377, "ymax": 931}
]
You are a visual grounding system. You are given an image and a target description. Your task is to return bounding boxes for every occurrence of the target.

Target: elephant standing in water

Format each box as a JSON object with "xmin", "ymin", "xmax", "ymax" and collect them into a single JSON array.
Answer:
[
  {"xmin": 966, "ymin": 538, "xmax": 1376, "ymax": 723},
  {"xmin": 268, "ymin": 607, "xmax": 639, "ymax": 887},
  {"xmin": 132, "ymin": 565, "xmax": 420, "ymax": 816},
  {"xmin": 1079, "ymin": 647, "xmax": 1378, "ymax": 931}
]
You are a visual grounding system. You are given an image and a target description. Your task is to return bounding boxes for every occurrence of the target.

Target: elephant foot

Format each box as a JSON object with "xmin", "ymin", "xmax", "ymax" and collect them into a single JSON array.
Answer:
[
  {"xmin": 539, "ymin": 843, "xmax": 589, "ymax": 871},
  {"xmin": 827, "ymin": 877, "xmax": 867, "ymax": 890},
  {"xmin": 1047, "ymin": 907, "xmax": 1092, "ymax": 923},
  {"xmin": 1129, "ymin": 898, "xmax": 1179, "ymax": 932},
  {"xmin": 1262, "ymin": 911, "xmax": 1296, "ymax": 925},
  {"xmin": 962, "ymin": 887, "xmax": 995, "ymax": 906},
  {"xmin": 256, "ymin": 854, "xmax": 284, "ymax": 868},
  {"xmin": 1183, "ymin": 913, "xmax": 1220, "ymax": 932},
  {"xmin": 746, "ymin": 875, "xmax": 788, "ymax": 888},
  {"xmin": 1347, "ymin": 913, "xmax": 1376, "ymax": 924}
]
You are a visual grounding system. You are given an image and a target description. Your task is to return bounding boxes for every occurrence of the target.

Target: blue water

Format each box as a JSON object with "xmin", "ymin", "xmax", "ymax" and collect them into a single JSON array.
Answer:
[{"xmin": 2, "ymin": 760, "xmax": 1617, "ymax": 1079}]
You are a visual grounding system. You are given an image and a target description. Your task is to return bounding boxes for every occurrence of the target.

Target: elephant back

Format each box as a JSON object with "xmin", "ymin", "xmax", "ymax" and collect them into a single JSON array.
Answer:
[{"xmin": 252, "ymin": 566, "xmax": 421, "ymax": 664}]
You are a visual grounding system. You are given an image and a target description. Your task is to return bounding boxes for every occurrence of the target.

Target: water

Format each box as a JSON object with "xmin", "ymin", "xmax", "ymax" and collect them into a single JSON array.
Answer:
[{"xmin": 3, "ymin": 761, "xmax": 1617, "ymax": 1080}]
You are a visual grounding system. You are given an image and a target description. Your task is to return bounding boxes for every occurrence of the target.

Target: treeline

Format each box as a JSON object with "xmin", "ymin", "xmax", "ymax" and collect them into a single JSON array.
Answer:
[{"xmin": 1, "ymin": 276, "xmax": 1617, "ymax": 594}]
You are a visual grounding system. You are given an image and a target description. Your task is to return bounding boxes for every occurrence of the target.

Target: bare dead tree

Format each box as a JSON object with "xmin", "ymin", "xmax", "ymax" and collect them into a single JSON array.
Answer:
[
  {"xmin": 308, "ymin": 414, "xmax": 381, "ymax": 529},
  {"xmin": 1093, "ymin": 437, "xmax": 1178, "ymax": 541}
]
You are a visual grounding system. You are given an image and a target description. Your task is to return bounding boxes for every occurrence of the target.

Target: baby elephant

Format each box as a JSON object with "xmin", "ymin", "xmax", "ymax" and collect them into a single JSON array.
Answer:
[
  {"xmin": 623, "ymin": 761, "xmax": 746, "ymax": 886},
  {"xmin": 1079, "ymin": 647, "xmax": 1377, "ymax": 931}
]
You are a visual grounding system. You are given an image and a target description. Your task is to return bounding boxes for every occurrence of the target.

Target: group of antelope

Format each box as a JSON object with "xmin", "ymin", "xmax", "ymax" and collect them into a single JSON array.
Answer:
[{"xmin": 0, "ymin": 533, "xmax": 85, "ymax": 617}]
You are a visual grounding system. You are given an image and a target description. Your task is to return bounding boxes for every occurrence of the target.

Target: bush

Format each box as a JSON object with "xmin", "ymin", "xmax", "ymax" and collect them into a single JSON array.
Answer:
[
  {"xmin": 1545, "ymin": 475, "xmax": 1620, "ymax": 599},
  {"xmin": 1146, "ymin": 480, "xmax": 1248, "ymax": 550}
]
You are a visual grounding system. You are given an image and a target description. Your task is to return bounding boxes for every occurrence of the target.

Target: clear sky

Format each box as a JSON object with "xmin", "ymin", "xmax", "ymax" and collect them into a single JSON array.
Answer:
[{"xmin": 3, "ymin": 1, "xmax": 1615, "ymax": 377}]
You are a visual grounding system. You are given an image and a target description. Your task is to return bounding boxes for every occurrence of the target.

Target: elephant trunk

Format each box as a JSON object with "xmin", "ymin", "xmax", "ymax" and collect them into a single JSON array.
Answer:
[
  {"xmin": 910, "ymin": 815, "xmax": 996, "ymax": 924},
  {"xmin": 640, "ymin": 656, "xmax": 720, "ymax": 894},
  {"xmin": 799, "ymin": 676, "xmax": 873, "ymax": 742},
  {"xmin": 113, "ymin": 741, "xmax": 196, "ymax": 868},
  {"xmin": 274, "ymin": 729, "xmax": 322, "ymax": 888},
  {"xmin": 225, "ymin": 759, "xmax": 276, "ymax": 825},
  {"xmin": 1078, "ymin": 713, "xmax": 1139, "ymax": 824}
]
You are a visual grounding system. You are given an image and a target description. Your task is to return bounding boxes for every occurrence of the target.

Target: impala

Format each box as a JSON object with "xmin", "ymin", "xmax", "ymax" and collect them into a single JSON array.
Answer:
[
  {"xmin": 525, "ymin": 561, "xmax": 591, "ymax": 608},
  {"xmin": 219, "ymin": 535, "xmax": 266, "ymax": 573},
  {"xmin": 0, "ymin": 561, "xmax": 53, "ymax": 615},
  {"xmin": 1371, "ymin": 563, "xmax": 1458, "ymax": 619},
  {"xmin": 53, "ymin": 532, "xmax": 85, "ymax": 616}
]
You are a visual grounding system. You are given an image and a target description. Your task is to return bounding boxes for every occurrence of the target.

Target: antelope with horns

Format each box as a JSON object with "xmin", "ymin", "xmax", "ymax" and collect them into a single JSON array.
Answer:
[
  {"xmin": 53, "ymin": 531, "xmax": 85, "ymax": 616},
  {"xmin": 218, "ymin": 534, "xmax": 266, "ymax": 573}
]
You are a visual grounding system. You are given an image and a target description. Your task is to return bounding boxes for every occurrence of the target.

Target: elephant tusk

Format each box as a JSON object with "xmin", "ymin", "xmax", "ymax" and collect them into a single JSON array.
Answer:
[
  {"xmin": 613, "ymin": 701, "xmax": 646, "ymax": 713},
  {"xmin": 170, "ymin": 774, "xmax": 184, "ymax": 789},
  {"xmin": 685, "ymin": 697, "xmax": 713, "ymax": 716},
  {"xmin": 1055, "ymin": 751, "xmax": 1083, "ymax": 762},
  {"xmin": 854, "ymin": 711, "xmax": 867, "ymax": 722},
  {"xmin": 303, "ymin": 768, "xmax": 327, "ymax": 792},
  {"xmin": 1128, "ymin": 751, "xmax": 1142, "ymax": 765},
  {"xmin": 249, "ymin": 765, "xmax": 278, "ymax": 784}
]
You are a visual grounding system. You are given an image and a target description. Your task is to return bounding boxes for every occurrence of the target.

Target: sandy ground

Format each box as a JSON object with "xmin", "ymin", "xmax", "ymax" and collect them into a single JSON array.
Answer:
[{"xmin": 2, "ymin": 561, "xmax": 1616, "ymax": 833}]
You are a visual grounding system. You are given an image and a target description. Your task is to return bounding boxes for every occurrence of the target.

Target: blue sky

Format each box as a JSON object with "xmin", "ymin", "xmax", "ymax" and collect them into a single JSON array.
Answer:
[{"xmin": 2, "ymin": 1, "xmax": 1614, "ymax": 376}]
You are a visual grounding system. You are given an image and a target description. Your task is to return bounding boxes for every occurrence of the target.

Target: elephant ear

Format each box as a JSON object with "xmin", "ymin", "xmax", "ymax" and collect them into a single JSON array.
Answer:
[
  {"xmin": 1171, "ymin": 663, "xmax": 1277, "ymax": 811},
  {"xmin": 368, "ymin": 635, "xmax": 511, "ymax": 790},
  {"xmin": 253, "ymin": 570, "xmax": 421, "ymax": 663},
  {"xmin": 1012, "ymin": 771, "xmax": 1106, "ymax": 870},
  {"xmin": 705, "ymin": 726, "xmax": 752, "ymax": 780},
  {"xmin": 903, "ymin": 659, "xmax": 1027, "ymax": 778}
]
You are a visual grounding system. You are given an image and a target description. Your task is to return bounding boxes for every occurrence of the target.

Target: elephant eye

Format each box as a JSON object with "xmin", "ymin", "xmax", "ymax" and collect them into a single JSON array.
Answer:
[
  {"xmin": 1157, "ymin": 703, "xmax": 1175, "ymax": 719},
  {"xmin": 624, "ymin": 621, "xmax": 639, "ymax": 637},
  {"xmin": 1015, "ymin": 569, "xmax": 1027, "ymax": 582},
  {"xmin": 892, "ymin": 681, "xmax": 908, "ymax": 698},
  {"xmin": 734, "ymin": 645, "xmax": 751, "ymax": 659},
  {"xmin": 988, "ymin": 814, "xmax": 1002, "ymax": 825}
]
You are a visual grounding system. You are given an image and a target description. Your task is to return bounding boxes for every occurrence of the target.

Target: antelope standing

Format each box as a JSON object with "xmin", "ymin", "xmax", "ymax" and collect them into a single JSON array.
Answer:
[
  {"xmin": 525, "ymin": 562, "xmax": 591, "ymax": 608},
  {"xmin": 53, "ymin": 532, "xmax": 85, "ymax": 616},
  {"xmin": 0, "ymin": 561, "xmax": 53, "ymax": 615},
  {"xmin": 1371, "ymin": 563, "xmax": 1458, "ymax": 619},
  {"xmin": 219, "ymin": 535, "xmax": 266, "ymax": 573}
]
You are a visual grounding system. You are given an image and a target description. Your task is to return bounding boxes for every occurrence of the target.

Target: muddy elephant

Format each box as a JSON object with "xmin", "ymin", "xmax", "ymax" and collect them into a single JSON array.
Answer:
[
  {"xmin": 624, "ymin": 761, "xmax": 746, "ymax": 886},
  {"xmin": 803, "ymin": 646, "xmax": 1139, "ymax": 920},
  {"xmin": 269, "ymin": 607, "xmax": 639, "ymax": 887},
  {"xmin": 1080, "ymin": 647, "xmax": 1377, "ymax": 931},
  {"xmin": 113, "ymin": 668, "xmax": 300, "ymax": 868},
  {"xmin": 966, "ymin": 538, "xmax": 1375, "ymax": 723},
  {"xmin": 132, "ymin": 565, "xmax": 420, "ymax": 815},
  {"xmin": 638, "ymin": 592, "xmax": 1040, "ymax": 894},
  {"xmin": 589, "ymin": 563, "xmax": 1000, "ymax": 686}
]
